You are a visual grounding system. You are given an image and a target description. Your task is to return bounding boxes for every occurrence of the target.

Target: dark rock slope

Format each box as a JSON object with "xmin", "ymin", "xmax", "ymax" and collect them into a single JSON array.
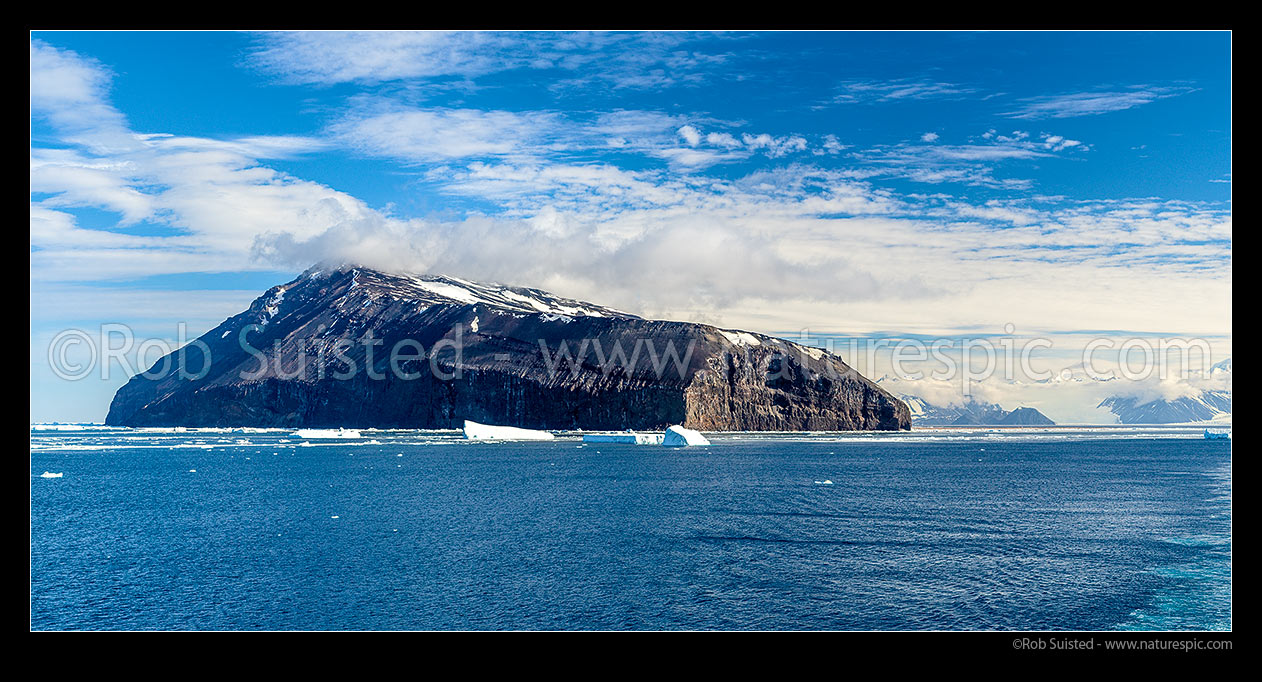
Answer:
[{"xmin": 106, "ymin": 265, "xmax": 910, "ymax": 431}]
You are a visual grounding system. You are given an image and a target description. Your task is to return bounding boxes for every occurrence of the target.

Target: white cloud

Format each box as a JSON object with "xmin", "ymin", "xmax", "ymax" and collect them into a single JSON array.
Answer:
[
  {"xmin": 30, "ymin": 40, "xmax": 133, "ymax": 152},
  {"xmin": 31, "ymin": 42, "xmax": 372, "ymax": 282},
  {"xmin": 818, "ymin": 135, "xmax": 846, "ymax": 155},
  {"xmin": 29, "ymin": 40, "xmax": 1232, "ymax": 344},
  {"xmin": 706, "ymin": 132, "xmax": 742, "ymax": 148},
  {"xmin": 329, "ymin": 104, "xmax": 816, "ymax": 170},
  {"xmin": 247, "ymin": 31, "xmax": 733, "ymax": 91},
  {"xmin": 833, "ymin": 79, "xmax": 978, "ymax": 104},
  {"xmin": 676, "ymin": 124, "xmax": 701, "ymax": 147},
  {"xmin": 333, "ymin": 106, "xmax": 561, "ymax": 162},
  {"xmin": 1041, "ymin": 134, "xmax": 1083, "ymax": 152},
  {"xmin": 877, "ymin": 354, "xmax": 1231, "ymax": 424},
  {"xmin": 1006, "ymin": 86, "xmax": 1194, "ymax": 119},
  {"xmin": 741, "ymin": 133, "xmax": 807, "ymax": 158},
  {"xmin": 248, "ymin": 31, "xmax": 523, "ymax": 84},
  {"xmin": 850, "ymin": 130, "xmax": 1089, "ymax": 188}
]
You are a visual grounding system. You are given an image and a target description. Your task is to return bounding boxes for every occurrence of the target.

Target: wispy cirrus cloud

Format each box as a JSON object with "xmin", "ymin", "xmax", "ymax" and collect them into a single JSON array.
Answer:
[
  {"xmin": 1005, "ymin": 86, "xmax": 1195, "ymax": 119},
  {"xmin": 833, "ymin": 78, "xmax": 979, "ymax": 104},
  {"xmin": 849, "ymin": 131, "xmax": 1087, "ymax": 188},
  {"xmin": 30, "ymin": 40, "xmax": 132, "ymax": 151},
  {"xmin": 247, "ymin": 31, "xmax": 737, "ymax": 91},
  {"xmin": 330, "ymin": 102, "xmax": 813, "ymax": 170},
  {"xmin": 248, "ymin": 31, "xmax": 517, "ymax": 84},
  {"xmin": 331, "ymin": 106, "xmax": 565, "ymax": 163}
]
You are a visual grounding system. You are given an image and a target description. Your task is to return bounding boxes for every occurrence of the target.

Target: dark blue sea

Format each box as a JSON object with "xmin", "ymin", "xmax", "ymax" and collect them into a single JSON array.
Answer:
[{"xmin": 30, "ymin": 426, "xmax": 1231, "ymax": 630}]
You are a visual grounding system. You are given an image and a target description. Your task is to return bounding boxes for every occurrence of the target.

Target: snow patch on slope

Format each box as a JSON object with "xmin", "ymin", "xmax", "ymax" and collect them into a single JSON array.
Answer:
[
  {"xmin": 261, "ymin": 286, "xmax": 288, "ymax": 323},
  {"xmin": 410, "ymin": 278, "xmax": 483, "ymax": 304},
  {"xmin": 800, "ymin": 345, "xmax": 826, "ymax": 360},
  {"xmin": 719, "ymin": 330, "xmax": 762, "ymax": 347}
]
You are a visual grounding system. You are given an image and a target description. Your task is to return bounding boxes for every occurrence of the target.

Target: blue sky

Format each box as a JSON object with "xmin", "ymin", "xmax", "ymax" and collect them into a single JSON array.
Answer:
[{"xmin": 30, "ymin": 31, "xmax": 1232, "ymax": 422}]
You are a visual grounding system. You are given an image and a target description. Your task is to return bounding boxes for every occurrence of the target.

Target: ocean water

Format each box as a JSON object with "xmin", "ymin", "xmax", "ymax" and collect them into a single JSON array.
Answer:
[{"xmin": 30, "ymin": 426, "xmax": 1231, "ymax": 630}]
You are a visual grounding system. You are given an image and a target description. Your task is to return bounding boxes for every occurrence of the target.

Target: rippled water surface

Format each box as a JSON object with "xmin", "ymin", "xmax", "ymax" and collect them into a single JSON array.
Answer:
[{"xmin": 30, "ymin": 426, "xmax": 1231, "ymax": 630}]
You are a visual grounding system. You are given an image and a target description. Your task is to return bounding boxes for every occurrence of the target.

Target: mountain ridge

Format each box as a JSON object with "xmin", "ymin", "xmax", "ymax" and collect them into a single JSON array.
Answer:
[
  {"xmin": 106, "ymin": 265, "xmax": 911, "ymax": 431},
  {"xmin": 1098, "ymin": 390, "xmax": 1231, "ymax": 424},
  {"xmin": 897, "ymin": 394, "xmax": 1056, "ymax": 426},
  {"xmin": 1097, "ymin": 357, "xmax": 1231, "ymax": 424}
]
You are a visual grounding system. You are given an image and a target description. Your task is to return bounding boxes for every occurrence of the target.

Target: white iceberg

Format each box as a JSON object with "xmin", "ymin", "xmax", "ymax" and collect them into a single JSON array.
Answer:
[
  {"xmin": 582, "ymin": 433, "xmax": 665, "ymax": 445},
  {"xmin": 291, "ymin": 428, "xmax": 362, "ymax": 439},
  {"xmin": 462, "ymin": 420, "xmax": 555, "ymax": 441},
  {"xmin": 662, "ymin": 425, "xmax": 711, "ymax": 447}
]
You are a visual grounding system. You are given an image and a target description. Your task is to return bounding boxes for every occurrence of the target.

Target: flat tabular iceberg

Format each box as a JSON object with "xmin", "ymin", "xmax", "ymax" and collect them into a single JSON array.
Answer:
[
  {"xmin": 291, "ymin": 428, "xmax": 361, "ymax": 439},
  {"xmin": 582, "ymin": 433, "xmax": 666, "ymax": 445},
  {"xmin": 463, "ymin": 420, "xmax": 555, "ymax": 441},
  {"xmin": 662, "ymin": 425, "xmax": 711, "ymax": 447}
]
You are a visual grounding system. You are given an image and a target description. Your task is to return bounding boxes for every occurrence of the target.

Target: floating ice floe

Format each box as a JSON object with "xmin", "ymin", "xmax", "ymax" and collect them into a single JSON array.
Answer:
[
  {"xmin": 462, "ymin": 420, "xmax": 555, "ymax": 441},
  {"xmin": 291, "ymin": 428, "xmax": 362, "ymax": 439},
  {"xmin": 582, "ymin": 433, "xmax": 665, "ymax": 445},
  {"xmin": 31, "ymin": 423, "xmax": 119, "ymax": 431},
  {"xmin": 38, "ymin": 471, "xmax": 63, "ymax": 478},
  {"xmin": 662, "ymin": 425, "xmax": 711, "ymax": 447}
]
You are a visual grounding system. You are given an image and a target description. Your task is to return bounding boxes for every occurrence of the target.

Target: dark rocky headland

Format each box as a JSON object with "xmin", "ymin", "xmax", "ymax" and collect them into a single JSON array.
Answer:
[{"xmin": 106, "ymin": 265, "xmax": 910, "ymax": 431}]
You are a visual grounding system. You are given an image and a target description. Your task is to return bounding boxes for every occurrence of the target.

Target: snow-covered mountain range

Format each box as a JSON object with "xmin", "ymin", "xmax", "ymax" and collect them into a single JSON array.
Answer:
[
  {"xmin": 877, "ymin": 355, "xmax": 1230, "ymax": 425},
  {"xmin": 896, "ymin": 394, "xmax": 1056, "ymax": 426},
  {"xmin": 1095, "ymin": 357, "xmax": 1231, "ymax": 424}
]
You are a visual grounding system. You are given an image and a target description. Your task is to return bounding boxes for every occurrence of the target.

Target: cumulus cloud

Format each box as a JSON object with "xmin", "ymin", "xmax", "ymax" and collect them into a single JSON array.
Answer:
[
  {"xmin": 1041, "ymin": 134, "xmax": 1082, "ymax": 152},
  {"xmin": 251, "ymin": 209, "xmax": 926, "ymax": 318},
  {"xmin": 676, "ymin": 125, "xmax": 701, "ymax": 146}
]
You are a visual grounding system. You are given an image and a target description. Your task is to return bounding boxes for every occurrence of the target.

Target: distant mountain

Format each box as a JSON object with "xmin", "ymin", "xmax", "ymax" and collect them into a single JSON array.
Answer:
[
  {"xmin": 898, "ymin": 395, "xmax": 1055, "ymax": 426},
  {"xmin": 1000, "ymin": 407, "xmax": 1058, "ymax": 425},
  {"xmin": 1098, "ymin": 391, "xmax": 1232, "ymax": 424},
  {"xmin": 1098, "ymin": 358, "xmax": 1231, "ymax": 424},
  {"xmin": 105, "ymin": 265, "xmax": 910, "ymax": 431}
]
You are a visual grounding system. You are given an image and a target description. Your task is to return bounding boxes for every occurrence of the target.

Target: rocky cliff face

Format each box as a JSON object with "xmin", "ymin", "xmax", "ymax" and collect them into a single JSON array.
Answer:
[{"xmin": 106, "ymin": 265, "xmax": 910, "ymax": 431}]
